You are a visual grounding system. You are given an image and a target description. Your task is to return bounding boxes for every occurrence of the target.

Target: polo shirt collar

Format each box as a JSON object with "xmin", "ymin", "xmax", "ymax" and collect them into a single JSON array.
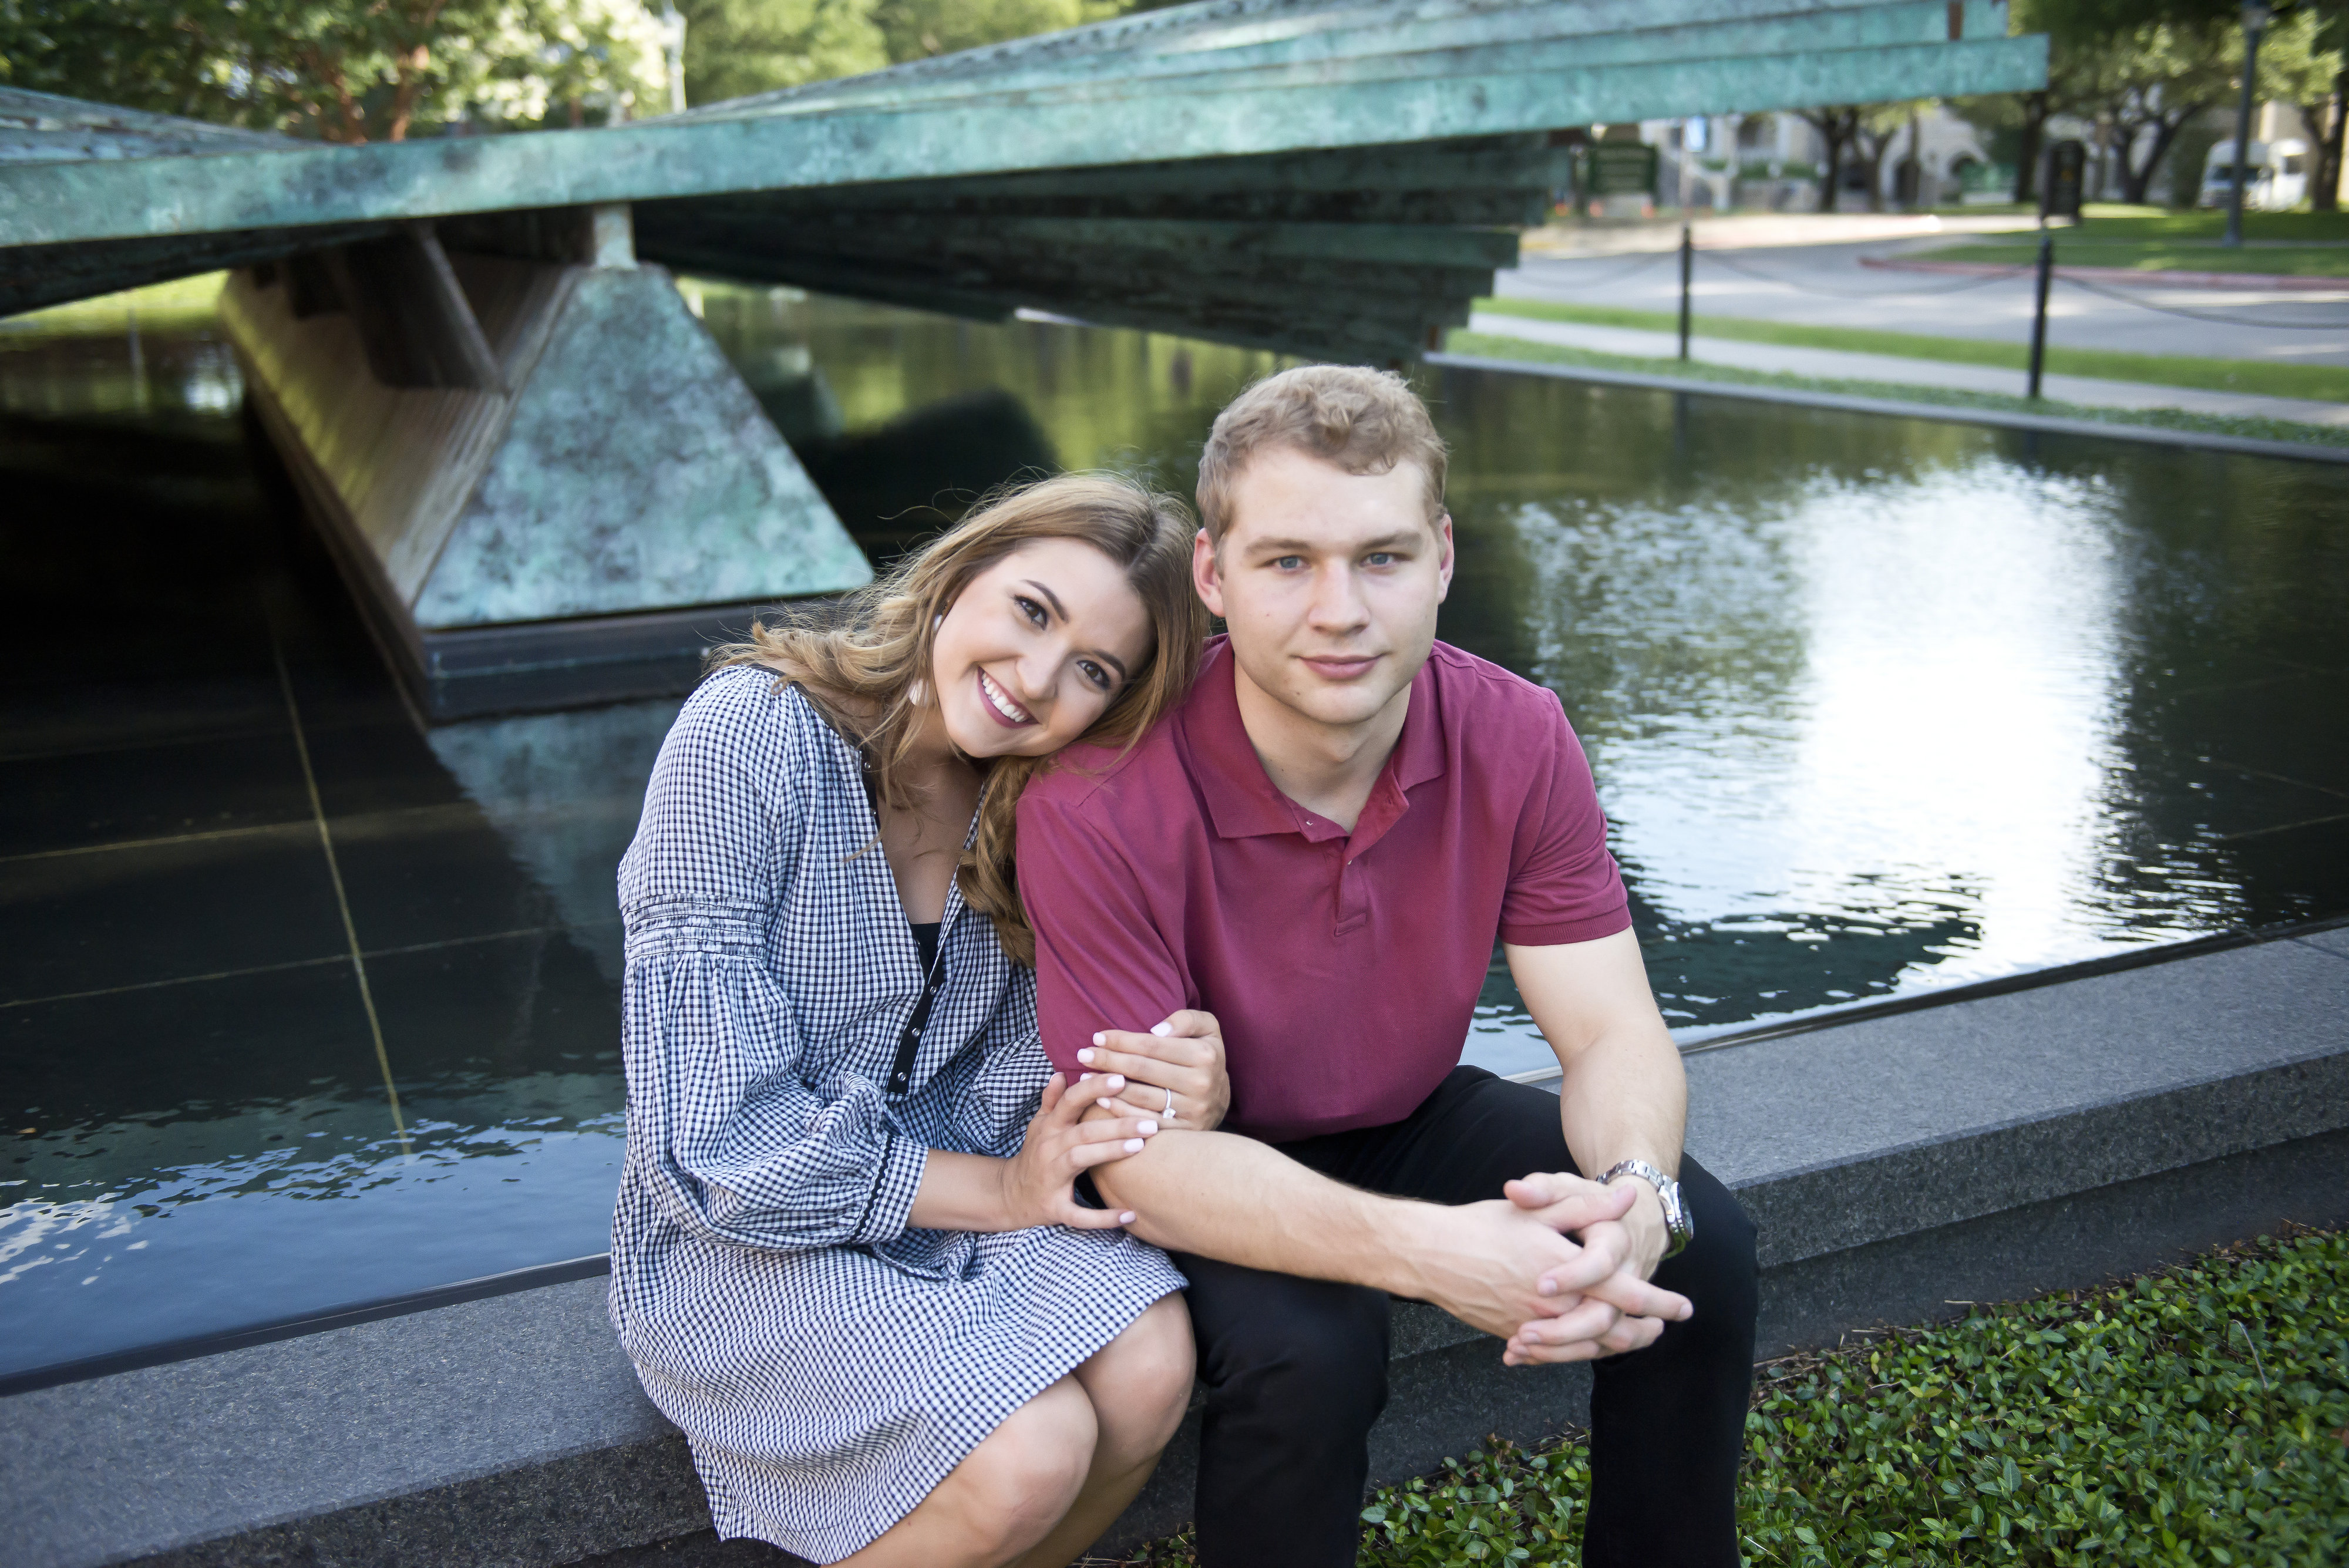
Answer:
[{"xmin": 1183, "ymin": 638, "xmax": 1449, "ymax": 848}]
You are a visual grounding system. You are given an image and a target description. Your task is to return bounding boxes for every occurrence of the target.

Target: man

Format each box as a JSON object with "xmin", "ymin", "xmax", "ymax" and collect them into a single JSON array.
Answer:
[{"xmin": 1016, "ymin": 366, "xmax": 1756, "ymax": 1567}]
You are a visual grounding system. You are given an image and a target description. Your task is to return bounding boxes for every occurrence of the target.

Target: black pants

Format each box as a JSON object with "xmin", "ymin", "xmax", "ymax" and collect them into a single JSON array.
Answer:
[{"xmin": 1173, "ymin": 1066, "xmax": 1758, "ymax": 1568}]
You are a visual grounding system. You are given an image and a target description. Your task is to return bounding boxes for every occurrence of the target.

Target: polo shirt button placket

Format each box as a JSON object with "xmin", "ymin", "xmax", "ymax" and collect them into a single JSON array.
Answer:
[{"xmin": 1334, "ymin": 849, "xmax": 1370, "ymax": 937}]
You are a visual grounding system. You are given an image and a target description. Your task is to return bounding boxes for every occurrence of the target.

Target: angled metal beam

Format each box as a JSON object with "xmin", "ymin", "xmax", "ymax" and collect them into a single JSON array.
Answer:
[
  {"xmin": 701, "ymin": 1, "xmax": 2013, "ymax": 117},
  {"xmin": 0, "ymin": 35, "xmax": 2045, "ymax": 248}
]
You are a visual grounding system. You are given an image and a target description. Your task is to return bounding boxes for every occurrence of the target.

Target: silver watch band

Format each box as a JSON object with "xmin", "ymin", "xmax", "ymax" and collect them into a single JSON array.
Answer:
[{"xmin": 1598, "ymin": 1158, "xmax": 1692, "ymax": 1259}]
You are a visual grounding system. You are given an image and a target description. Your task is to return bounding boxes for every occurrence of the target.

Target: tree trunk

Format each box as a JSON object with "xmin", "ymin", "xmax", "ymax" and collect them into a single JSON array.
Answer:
[
  {"xmin": 2012, "ymin": 90, "xmax": 2048, "ymax": 204},
  {"xmin": 1819, "ymin": 129, "xmax": 1843, "ymax": 211},
  {"xmin": 2315, "ymin": 67, "xmax": 2347, "ymax": 212},
  {"xmin": 2119, "ymin": 114, "xmax": 2193, "ymax": 206}
]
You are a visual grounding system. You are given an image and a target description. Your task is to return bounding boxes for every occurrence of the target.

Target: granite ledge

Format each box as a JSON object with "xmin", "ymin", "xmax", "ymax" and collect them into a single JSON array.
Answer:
[{"xmin": 8, "ymin": 928, "xmax": 2347, "ymax": 1568}]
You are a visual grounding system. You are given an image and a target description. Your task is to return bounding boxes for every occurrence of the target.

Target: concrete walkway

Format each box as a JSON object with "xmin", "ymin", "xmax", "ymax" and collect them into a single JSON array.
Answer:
[
  {"xmin": 1462, "ymin": 309, "xmax": 2349, "ymax": 428},
  {"xmin": 1497, "ymin": 237, "xmax": 2349, "ymax": 368}
]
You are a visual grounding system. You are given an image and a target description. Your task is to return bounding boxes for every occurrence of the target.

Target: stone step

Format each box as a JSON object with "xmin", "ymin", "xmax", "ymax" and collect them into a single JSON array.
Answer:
[{"xmin": 8, "ymin": 923, "xmax": 2344, "ymax": 1567}]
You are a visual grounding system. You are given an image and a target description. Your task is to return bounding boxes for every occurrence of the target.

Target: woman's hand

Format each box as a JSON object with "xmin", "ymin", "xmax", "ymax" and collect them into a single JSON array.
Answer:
[
  {"xmin": 994, "ymin": 1071, "xmax": 1163, "ymax": 1231},
  {"xmin": 1078, "ymin": 1010, "xmax": 1230, "ymax": 1132}
]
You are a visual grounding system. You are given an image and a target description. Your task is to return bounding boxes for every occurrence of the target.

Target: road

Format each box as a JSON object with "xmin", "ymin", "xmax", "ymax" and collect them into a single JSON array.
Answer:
[{"xmin": 1494, "ymin": 231, "xmax": 2349, "ymax": 369}]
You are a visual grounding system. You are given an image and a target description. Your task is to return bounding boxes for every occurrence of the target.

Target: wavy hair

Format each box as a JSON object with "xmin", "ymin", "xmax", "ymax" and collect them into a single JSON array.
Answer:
[{"xmin": 713, "ymin": 472, "xmax": 1206, "ymax": 966}]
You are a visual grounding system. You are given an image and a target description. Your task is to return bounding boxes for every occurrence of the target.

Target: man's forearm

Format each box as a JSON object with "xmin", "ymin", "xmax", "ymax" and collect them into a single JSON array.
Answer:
[
  {"xmin": 1090, "ymin": 1125, "xmax": 1421, "ymax": 1294},
  {"xmin": 1555, "ymin": 1022, "xmax": 1687, "ymax": 1180}
]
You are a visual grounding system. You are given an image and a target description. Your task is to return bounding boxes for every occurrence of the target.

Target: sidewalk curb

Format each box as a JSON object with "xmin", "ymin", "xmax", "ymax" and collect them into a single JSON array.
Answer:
[
  {"xmin": 1425, "ymin": 351, "xmax": 2349, "ymax": 466},
  {"xmin": 1863, "ymin": 256, "xmax": 2349, "ymax": 293}
]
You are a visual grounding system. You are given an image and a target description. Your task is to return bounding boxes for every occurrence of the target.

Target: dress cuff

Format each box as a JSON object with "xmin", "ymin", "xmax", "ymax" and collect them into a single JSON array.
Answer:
[{"xmin": 849, "ymin": 1131, "xmax": 930, "ymax": 1245}]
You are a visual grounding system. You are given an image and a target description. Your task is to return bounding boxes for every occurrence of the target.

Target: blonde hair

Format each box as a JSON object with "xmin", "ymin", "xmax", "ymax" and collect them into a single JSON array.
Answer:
[
  {"xmin": 1196, "ymin": 365, "xmax": 1448, "ymax": 546},
  {"xmin": 714, "ymin": 472, "xmax": 1206, "ymax": 966}
]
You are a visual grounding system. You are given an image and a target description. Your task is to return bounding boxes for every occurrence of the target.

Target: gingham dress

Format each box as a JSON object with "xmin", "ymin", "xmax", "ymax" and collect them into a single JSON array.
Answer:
[{"xmin": 608, "ymin": 665, "xmax": 1186, "ymax": 1562}]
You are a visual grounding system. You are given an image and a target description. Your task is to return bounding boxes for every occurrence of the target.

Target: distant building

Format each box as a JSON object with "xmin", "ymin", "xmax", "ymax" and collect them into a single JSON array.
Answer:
[
  {"xmin": 1633, "ymin": 107, "xmax": 1990, "ymax": 212},
  {"xmin": 1627, "ymin": 100, "xmax": 2341, "ymax": 212}
]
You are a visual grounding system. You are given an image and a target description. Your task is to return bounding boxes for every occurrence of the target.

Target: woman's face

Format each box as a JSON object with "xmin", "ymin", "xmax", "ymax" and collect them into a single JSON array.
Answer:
[{"xmin": 929, "ymin": 537, "xmax": 1155, "ymax": 761}]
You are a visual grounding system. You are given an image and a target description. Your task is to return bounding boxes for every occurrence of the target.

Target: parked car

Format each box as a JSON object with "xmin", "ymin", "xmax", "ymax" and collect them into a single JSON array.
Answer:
[{"xmin": 2198, "ymin": 139, "xmax": 2310, "ymax": 211}]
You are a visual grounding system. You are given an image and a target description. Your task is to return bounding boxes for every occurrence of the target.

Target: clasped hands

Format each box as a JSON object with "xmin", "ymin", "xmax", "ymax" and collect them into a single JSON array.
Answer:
[
  {"xmin": 1477, "ymin": 1173, "xmax": 1693, "ymax": 1366},
  {"xmin": 1021, "ymin": 1008, "xmax": 1691, "ymax": 1364}
]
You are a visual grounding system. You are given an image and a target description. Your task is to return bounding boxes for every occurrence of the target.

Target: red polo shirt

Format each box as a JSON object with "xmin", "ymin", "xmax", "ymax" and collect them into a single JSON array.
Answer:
[{"xmin": 1018, "ymin": 637, "xmax": 1629, "ymax": 1142}]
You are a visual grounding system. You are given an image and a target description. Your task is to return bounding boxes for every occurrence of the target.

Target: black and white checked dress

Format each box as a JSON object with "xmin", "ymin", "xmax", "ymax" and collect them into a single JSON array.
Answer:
[{"xmin": 608, "ymin": 665, "xmax": 1186, "ymax": 1562}]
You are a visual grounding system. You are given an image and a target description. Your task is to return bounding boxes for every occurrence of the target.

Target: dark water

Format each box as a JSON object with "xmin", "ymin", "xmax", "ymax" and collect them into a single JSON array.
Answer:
[{"xmin": 2, "ymin": 279, "xmax": 2344, "ymax": 1382}]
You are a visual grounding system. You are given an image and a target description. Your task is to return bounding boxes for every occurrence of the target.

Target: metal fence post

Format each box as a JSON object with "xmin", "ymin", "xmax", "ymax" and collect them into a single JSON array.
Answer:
[
  {"xmin": 1678, "ymin": 224, "xmax": 1694, "ymax": 361},
  {"xmin": 2027, "ymin": 228, "xmax": 2054, "ymax": 399}
]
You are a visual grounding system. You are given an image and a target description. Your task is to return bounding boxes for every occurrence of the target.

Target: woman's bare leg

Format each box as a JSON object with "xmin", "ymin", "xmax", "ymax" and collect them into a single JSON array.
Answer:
[
  {"xmin": 1011, "ymin": 1294, "xmax": 1196, "ymax": 1568},
  {"xmin": 833, "ymin": 1377, "xmax": 1096, "ymax": 1568}
]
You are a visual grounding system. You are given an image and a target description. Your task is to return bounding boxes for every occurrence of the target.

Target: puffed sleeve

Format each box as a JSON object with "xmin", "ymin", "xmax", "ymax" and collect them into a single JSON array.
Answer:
[{"xmin": 617, "ymin": 671, "xmax": 927, "ymax": 1252}]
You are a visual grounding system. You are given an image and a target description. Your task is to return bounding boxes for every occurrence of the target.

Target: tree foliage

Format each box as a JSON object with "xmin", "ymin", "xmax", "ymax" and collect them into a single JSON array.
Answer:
[
  {"xmin": 672, "ymin": 0, "xmax": 883, "ymax": 107},
  {"xmin": 0, "ymin": 0, "xmax": 669, "ymax": 141},
  {"xmin": 1954, "ymin": 0, "xmax": 2345, "ymax": 206},
  {"xmin": 0, "ymin": 0, "xmax": 1135, "ymax": 138},
  {"xmin": 870, "ymin": 0, "xmax": 1121, "ymax": 64},
  {"xmin": 670, "ymin": 0, "xmax": 1123, "ymax": 107}
]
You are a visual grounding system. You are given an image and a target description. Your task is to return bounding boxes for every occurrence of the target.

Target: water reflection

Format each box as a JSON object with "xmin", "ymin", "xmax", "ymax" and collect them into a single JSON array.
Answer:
[{"xmin": 1, "ymin": 280, "xmax": 2343, "ymax": 1379}]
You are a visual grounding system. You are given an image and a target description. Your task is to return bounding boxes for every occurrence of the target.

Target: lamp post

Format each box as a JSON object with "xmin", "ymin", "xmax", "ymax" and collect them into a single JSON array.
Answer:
[{"xmin": 2223, "ymin": 0, "xmax": 2273, "ymax": 248}]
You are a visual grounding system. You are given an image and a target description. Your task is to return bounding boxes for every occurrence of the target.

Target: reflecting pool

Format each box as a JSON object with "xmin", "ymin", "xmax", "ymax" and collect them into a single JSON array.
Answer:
[{"xmin": 2, "ymin": 278, "xmax": 2344, "ymax": 1384}]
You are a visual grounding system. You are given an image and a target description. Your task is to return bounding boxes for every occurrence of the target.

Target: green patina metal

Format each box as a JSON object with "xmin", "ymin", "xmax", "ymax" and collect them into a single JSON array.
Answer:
[
  {"xmin": 1, "ymin": 0, "xmax": 2045, "ymax": 711},
  {"xmin": 1, "ymin": 1, "xmax": 2045, "ymax": 352},
  {"xmin": 4, "ymin": 41, "xmax": 2040, "ymax": 249}
]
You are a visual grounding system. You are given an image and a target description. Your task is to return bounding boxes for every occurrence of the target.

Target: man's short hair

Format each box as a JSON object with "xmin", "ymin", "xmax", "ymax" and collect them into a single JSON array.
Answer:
[{"xmin": 1196, "ymin": 365, "xmax": 1449, "ymax": 546}]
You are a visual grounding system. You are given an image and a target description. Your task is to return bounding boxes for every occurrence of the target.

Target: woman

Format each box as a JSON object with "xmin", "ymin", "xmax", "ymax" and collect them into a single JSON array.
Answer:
[{"xmin": 609, "ymin": 474, "xmax": 1213, "ymax": 1566}]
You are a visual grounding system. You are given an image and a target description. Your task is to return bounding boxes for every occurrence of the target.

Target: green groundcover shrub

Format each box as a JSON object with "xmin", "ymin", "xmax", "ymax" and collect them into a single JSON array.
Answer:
[{"xmin": 1106, "ymin": 1229, "xmax": 2348, "ymax": 1567}]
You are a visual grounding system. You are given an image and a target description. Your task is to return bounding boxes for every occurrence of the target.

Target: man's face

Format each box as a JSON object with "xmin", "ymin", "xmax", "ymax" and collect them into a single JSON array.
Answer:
[{"xmin": 1194, "ymin": 445, "xmax": 1453, "ymax": 733}]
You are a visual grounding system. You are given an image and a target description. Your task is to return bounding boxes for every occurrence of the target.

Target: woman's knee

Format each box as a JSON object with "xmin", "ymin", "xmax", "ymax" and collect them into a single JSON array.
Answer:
[
  {"xmin": 1078, "ymin": 1294, "xmax": 1196, "ymax": 1463},
  {"xmin": 945, "ymin": 1380, "xmax": 1097, "ymax": 1547}
]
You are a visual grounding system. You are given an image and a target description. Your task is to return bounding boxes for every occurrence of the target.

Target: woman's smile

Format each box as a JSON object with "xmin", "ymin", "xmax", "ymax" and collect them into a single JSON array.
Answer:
[{"xmin": 977, "ymin": 668, "xmax": 1035, "ymax": 728}]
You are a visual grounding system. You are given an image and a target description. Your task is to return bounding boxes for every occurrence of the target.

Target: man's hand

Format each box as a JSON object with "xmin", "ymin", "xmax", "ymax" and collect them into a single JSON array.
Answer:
[
  {"xmin": 1077, "ymin": 1010, "xmax": 1230, "ymax": 1130},
  {"xmin": 1391, "ymin": 1196, "xmax": 1664, "ymax": 1345},
  {"xmin": 1497, "ymin": 1172, "xmax": 1691, "ymax": 1366}
]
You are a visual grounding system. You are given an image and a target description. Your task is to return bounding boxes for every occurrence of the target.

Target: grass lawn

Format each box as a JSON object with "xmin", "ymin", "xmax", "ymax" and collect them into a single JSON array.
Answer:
[
  {"xmin": 1102, "ymin": 1228, "xmax": 2349, "ymax": 1567},
  {"xmin": 1924, "ymin": 205, "xmax": 2349, "ymax": 279},
  {"xmin": 1439, "ymin": 332, "xmax": 2349, "ymax": 453},
  {"xmin": 1468, "ymin": 299, "xmax": 2349, "ymax": 406}
]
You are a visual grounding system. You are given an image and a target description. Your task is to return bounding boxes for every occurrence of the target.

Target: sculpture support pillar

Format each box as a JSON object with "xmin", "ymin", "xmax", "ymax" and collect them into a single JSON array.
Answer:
[{"xmin": 228, "ymin": 203, "xmax": 871, "ymax": 721}]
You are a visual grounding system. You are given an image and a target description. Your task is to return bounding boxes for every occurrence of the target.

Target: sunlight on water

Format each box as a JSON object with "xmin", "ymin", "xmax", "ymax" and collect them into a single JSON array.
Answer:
[{"xmin": 1, "ymin": 278, "xmax": 2342, "ymax": 1377}]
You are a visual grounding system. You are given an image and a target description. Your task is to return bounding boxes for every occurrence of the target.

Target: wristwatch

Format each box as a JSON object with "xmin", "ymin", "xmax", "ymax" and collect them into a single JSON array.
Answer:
[{"xmin": 1598, "ymin": 1159, "xmax": 1692, "ymax": 1259}]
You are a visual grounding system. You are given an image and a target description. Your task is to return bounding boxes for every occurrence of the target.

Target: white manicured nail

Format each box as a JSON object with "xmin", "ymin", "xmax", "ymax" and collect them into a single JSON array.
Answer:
[
  {"xmin": 1106, "ymin": 1075, "xmax": 1124, "ymax": 1089},
  {"xmin": 1138, "ymin": 1121, "xmax": 1159, "ymax": 1135},
  {"xmin": 1152, "ymin": 1022, "xmax": 1172, "ymax": 1036},
  {"xmin": 1078, "ymin": 1048, "xmax": 1095, "ymax": 1064},
  {"xmin": 1119, "ymin": 1212, "xmax": 1138, "ymax": 1224},
  {"xmin": 1124, "ymin": 1139, "xmax": 1144, "ymax": 1152},
  {"xmin": 1093, "ymin": 1032, "xmax": 1106, "ymax": 1046}
]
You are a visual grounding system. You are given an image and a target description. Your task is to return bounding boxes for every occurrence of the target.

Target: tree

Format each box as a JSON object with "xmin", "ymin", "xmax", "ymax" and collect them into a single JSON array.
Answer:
[
  {"xmin": 1955, "ymin": 0, "xmax": 2341, "ymax": 206},
  {"xmin": 0, "ymin": 0, "xmax": 668, "ymax": 140},
  {"xmin": 1849, "ymin": 102, "xmax": 1923, "ymax": 211},
  {"xmin": 2270, "ymin": 4, "xmax": 2348, "ymax": 211},
  {"xmin": 870, "ymin": 0, "xmax": 1120, "ymax": 63},
  {"xmin": 2075, "ymin": 15, "xmax": 2239, "ymax": 204},
  {"xmin": 672, "ymin": 0, "xmax": 885, "ymax": 107},
  {"xmin": 1793, "ymin": 105, "xmax": 1863, "ymax": 210}
]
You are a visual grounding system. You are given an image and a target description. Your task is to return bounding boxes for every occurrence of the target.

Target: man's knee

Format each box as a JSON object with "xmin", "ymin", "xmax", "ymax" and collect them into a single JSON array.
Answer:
[
  {"xmin": 1665, "ymin": 1158, "xmax": 1758, "ymax": 1334},
  {"xmin": 1185, "ymin": 1263, "xmax": 1390, "ymax": 1432}
]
